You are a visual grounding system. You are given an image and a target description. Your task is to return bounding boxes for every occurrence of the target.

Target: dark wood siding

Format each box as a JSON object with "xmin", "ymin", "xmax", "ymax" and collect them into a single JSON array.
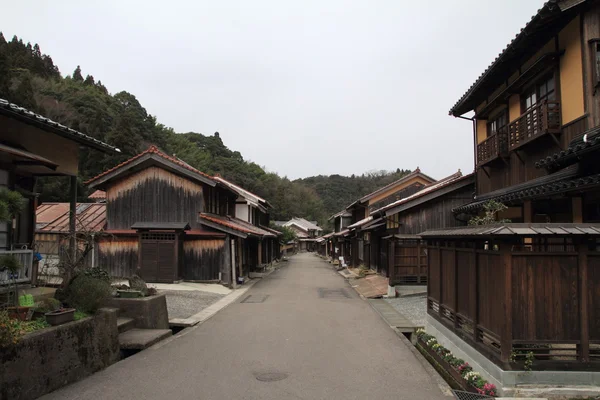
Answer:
[
  {"xmin": 106, "ymin": 167, "xmax": 205, "ymax": 230},
  {"xmin": 98, "ymin": 236, "xmax": 138, "ymax": 278},
  {"xmin": 182, "ymin": 238, "xmax": 226, "ymax": 281},
  {"xmin": 396, "ymin": 184, "xmax": 474, "ymax": 234}
]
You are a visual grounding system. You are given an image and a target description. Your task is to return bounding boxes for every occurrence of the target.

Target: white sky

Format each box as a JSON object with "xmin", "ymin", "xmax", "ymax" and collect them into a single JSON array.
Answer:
[{"xmin": 1, "ymin": 0, "xmax": 543, "ymax": 180}]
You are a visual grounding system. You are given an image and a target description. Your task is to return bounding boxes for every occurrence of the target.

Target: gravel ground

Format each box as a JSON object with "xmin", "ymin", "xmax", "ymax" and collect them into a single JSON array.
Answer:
[
  {"xmin": 384, "ymin": 294, "xmax": 427, "ymax": 326},
  {"xmin": 161, "ymin": 290, "xmax": 225, "ymax": 319}
]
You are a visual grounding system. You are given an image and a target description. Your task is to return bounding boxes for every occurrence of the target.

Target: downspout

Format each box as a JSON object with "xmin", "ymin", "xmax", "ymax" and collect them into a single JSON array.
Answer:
[{"xmin": 455, "ymin": 114, "xmax": 477, "ymax": 196}]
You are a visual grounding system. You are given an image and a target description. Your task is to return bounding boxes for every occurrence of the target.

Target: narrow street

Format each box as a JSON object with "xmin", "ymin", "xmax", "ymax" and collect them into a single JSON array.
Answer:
[{"xmin": 42, "ymin": 253, "xmax": 445, "ymax": 400}]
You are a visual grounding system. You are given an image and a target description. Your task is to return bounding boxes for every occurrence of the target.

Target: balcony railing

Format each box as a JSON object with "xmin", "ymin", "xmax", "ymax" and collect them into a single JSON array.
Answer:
[
  {"xmin": 477, "ymin": 127, "xmax": 508, "ymax": 166},
  {"xmin": 508, "ymin": 101, "xmax": 561, "ymax": 150},
  {"xmin": 0, "ymin": 249, "xmax": 34, "ymax": 285}
]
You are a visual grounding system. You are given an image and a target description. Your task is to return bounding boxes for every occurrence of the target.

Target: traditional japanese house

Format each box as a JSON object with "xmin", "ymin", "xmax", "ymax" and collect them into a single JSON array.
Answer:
[
  {"xmin": 344, "ymin": 168, "xmax": 436, "ymax": 269},
  {"xmin": 0, "ymin": 98, "xmax": 118, "ymax": 286},
  {"xmin": 35, "ymin": 202, "xmax": 106, "ymax": 282},
  {"xmin": 327, "ymin": 210, "xmax": 352, "ymax": 262},
  {"xmin": 370, "ymin": 171, "xmax": 474, "ymax": 286},
  {"xmin": 213, "ymin": 176, "xmax": 280, "ymax": 270},
  {"xmin": 424, "ymin": 0, "xmax": 600, "ymax": 392},
  {"xmin": 274, "ymin": 218, "xmax": 322, "ymax": 251},
  {"xmin": 86, "ymin": 146, "xmax": 275, "ymax": 284}
]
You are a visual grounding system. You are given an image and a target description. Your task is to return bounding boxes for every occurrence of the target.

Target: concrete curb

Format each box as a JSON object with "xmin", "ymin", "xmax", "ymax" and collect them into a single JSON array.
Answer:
[{"xmin": 392, "ymin": 327, "xmax": 454, "ymax": 397}]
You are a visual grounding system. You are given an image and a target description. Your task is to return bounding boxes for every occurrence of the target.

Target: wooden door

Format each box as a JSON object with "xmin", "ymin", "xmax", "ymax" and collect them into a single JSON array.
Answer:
[{"xmin": 140, "ymin": 232, "xmax": 176, "ymax": 283}]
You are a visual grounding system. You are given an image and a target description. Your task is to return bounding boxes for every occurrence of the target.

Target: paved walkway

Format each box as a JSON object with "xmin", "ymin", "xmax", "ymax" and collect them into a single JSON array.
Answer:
[{"xmin": 42, "ymin": 253, "xmax": 446, "ymax": 400}]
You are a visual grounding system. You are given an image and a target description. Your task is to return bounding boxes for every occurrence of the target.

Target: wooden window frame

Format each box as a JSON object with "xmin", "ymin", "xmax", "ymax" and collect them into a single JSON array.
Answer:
[
  {"xmin": 520, "ymin": 73, "xmax": 557, "ymax": 113},
  {"xmin": 589, "ymin": 38, "xmax": 600, "ymax": 93},
  {"xmin": 486, "ymin": 109, "xmax": 508, "ymax": 138}
]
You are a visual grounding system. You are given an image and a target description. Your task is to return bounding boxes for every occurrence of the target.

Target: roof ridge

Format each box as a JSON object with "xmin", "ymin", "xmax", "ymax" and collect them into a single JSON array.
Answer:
[
  {"xmin": 85, "ymin": 145, "xmax": 213, "ymax": 185},
  {"xmin": 358, "ymin": 168, "xmax": 436, "ymax": 203}
]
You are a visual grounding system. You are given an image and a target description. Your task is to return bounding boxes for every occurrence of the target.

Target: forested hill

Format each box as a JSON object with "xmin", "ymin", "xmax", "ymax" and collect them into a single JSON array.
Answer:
[{"xmin": 0, "ymin": 34, "xmax": 412, "ymax": 227}]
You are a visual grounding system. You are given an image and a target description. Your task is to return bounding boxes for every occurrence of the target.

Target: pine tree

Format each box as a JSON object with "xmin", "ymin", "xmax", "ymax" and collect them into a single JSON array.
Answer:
[
  {"xmin": 83, "ymin": 74, "xmax": 95, "ymax": 85},
  {"xmin": 72, "ymin": 65, "xmax": 83, "ymax": 81}
]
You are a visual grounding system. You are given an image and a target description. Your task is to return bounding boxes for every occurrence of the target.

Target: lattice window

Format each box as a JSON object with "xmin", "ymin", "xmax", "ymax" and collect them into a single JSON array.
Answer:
[{"xmin": 141, "ymin": 232, "xmax": 176, "ymax": 241}]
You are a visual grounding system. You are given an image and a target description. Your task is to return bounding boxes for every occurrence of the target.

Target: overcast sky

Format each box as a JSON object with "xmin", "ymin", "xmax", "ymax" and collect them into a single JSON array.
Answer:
[{"xmin": 2, "ymin": 1, "xmax": 543, "ymax": 180}]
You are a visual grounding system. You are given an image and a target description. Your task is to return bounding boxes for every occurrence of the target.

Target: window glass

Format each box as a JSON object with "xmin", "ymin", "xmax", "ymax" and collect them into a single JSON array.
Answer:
[{"xmin": 0, "ymin": 169, "xmax": 8, "ymax": 186}]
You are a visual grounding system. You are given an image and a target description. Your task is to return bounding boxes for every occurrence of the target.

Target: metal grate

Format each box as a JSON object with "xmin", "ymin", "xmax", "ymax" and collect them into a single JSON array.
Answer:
[
  {"xmin": 240, "ymin": 294, "xmax": 269, "ymax": 303},
  {"xmin": 451, "ymin": 390, "xmax": 492, "ymax": 400},
  {"xmin": 141, "ymin": 232, "xmax": 176, "ymax": 241},
  {"xmin": 318, "ymin": 288, "xmax": 351, "ymax": 299}
]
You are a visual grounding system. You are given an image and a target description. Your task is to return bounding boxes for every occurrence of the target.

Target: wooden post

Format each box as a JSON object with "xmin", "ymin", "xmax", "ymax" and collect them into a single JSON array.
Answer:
[
  {"xmin": 523, "ymin": 200, "xmax": 532, "ymax": 223},
  {"xmin": 573, "ymin": 197, "xmax": 583, "ymax": 223},
  {"xmin": 69, "ymin": 175, "xmax": 77, "ymax": 263},
  {"xmin": 238, "ymin": 239, "xmax": 243, "ymax": 277},
  {"xmin": 417, "ymin": 241, "xmax": 422, "ymax": 284},
  {"xmin": 454, "ymin": 247, "xmax": 459, "ymax": 329},
  {"xmin": 471, "ymin": 247, "xmax": 478, "ymax": 342},
  {"xmin": 258, "ymin": 240, "xmax": 263, "ymax": 266},
  {"xmin": 230, "ymin": 238, "xmax": 237, "ymax": 289},
  {"xmin": 579, "ymin": 242, "xmax": 589, "ymax": 361},
  {"xmin": 388, "ymin": 240, "xmax": 395, "ymax": 285},
  {"xmin": 500, "ymin": 247, "xmax": 513, "ymax": 363},
  {"xmin": 438, "ymin": 246, "xmax": 443, "ymax": 319}
]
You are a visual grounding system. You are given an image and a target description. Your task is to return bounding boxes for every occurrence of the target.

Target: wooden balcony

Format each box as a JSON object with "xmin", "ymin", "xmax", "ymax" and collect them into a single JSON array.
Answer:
[
  {"xmin": 477, "ymin": 128, "xmax": 508, "ymax": 166},
  {"xmin": 508, "ymin": 101, "xmax": 561, "ymax": 150}
]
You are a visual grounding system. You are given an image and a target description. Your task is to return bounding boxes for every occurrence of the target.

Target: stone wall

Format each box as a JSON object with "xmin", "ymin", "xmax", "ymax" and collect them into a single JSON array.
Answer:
[
  {"xmin": 0, "ymin": 308, "xmax": 120, "ymax": 400},
  {"xmin": 104, "ymin": 293, "xmax": 169, "ymax": 329}
]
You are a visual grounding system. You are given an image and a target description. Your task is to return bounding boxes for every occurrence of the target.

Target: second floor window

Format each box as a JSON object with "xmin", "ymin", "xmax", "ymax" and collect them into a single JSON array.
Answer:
[
  {"xmin": 487, "ymin": 111, "xmax": 507, "ymax": 137},
  {"xmin": 522, "ymin": 75, "xmax": 555, "ymax": 112}
]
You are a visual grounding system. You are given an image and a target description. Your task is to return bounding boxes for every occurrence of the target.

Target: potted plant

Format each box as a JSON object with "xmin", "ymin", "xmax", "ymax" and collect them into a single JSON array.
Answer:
[
  {"xmin": 45, "ymin": 308, "xmax": 76, "ymax": 326},
  {"xmin": 1, "ymin": 254, "xmax": 31, "ymax": 320},
  {"xmin": 117, "ymin": 289, "xmax": 144, "ymax": 298}
]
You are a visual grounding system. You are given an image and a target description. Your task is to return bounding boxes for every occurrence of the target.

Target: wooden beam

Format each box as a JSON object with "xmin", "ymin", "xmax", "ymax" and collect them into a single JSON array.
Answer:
[
  {"xmin": 579, "ymin": 242, "xmax": 589, "ymax": 361},
  {"xmin": 471, "ymin": 247, "xmax": 478, "ymax": 342},
  {"xmin": 69, "ymin": 175, "xmax": 77, "ymax": 265}
]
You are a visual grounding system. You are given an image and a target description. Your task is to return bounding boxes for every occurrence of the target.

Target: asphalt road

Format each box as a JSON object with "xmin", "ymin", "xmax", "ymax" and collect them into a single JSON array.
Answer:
[{"xmin": 43, "ymin": 253, "xmax": 446, "ymax": 400}]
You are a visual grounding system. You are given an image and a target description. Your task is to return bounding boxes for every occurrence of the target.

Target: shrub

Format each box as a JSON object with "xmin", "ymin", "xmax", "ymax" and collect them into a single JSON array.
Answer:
[
  {"xmin": 34, "ymin": 298, "xmax": 61, "ymax": 313},
  {"xmin": 128, "ymin": 275, "xmax": 148, "ymax": 296},
  {"xmin": 0, "ymin": 311, "xmax": 22, "ymax": 347},
  {"xmin": 83, "ymin": 267, "xmax": 111, "ymax": 283},
  {"xmin": 67, "ymin": 275, "xmax": 112, "ymax": 313}
]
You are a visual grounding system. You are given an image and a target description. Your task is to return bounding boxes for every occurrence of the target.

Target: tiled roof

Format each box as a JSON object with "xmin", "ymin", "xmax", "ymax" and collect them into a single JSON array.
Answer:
[
  {"xmin": 333, "ymin": 229, "xmax": 350, "ymax": 237},
  {"xmin": 213, "ymin": 176, "xmax": 269, "ymax": 207},
  {"xmin": 453, "ymin": 167, "xmax": 597, "ymax": 213},
  {"xmin": 350, "ymin": 168, "xmax": 436, "ymax": 207},
  {"xmin": 199, "ymin": 213, "xmax": 275, "ymax": 237},
  {"xmin": 36, "ymin": 203, "xmax": 106, "ymax": 233},
  {"xmin": 449, "ymin": 1, "xmax": 569, "ymax": 116},
  {"xmin": 348, "ymin": 216, "xmax": 373, "ymax": 230},
  {"xmin": 328, "ymin": 209, "xmax": 352, "ymax": 221},
  {"xmin": 85, "ymin": 145, "xmax": 214, "ymax": 185},
  {"xmin": 0, "ymin": 98, "xmax": 118, "ymax": 153},
  {"xmin": 421, "ymin": 223, "xmax": 600, "ymax": 238},
  {"xmin": 536, "ymin": 126, "xmax": 600, "ymax": 170},
  {"xmin": 372, "ymin": 171, "xmax": 471, "ymax": 215},
  {"xmin": 88, "ymin": 190, "xmax": 106, "ymax": 200},
  {"xmin": 283, "ymin": 217, "xmax": 322, "ymax": 232}
]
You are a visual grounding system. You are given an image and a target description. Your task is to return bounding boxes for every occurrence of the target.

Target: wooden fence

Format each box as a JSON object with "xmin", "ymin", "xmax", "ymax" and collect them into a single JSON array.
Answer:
[{"xmin": 427, "ymin": 238, "xmax": 600, "ymax": 370}]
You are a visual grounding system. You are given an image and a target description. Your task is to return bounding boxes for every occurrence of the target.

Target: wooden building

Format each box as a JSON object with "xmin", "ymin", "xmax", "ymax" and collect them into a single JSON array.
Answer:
[
  {"xmin": 274, "ymin": 218, "xmax": 322, "ymax": 251},
  {"xmin": 424, "ymin": 0, "xmax": 600, "ymax": 389},
  {"xmin": 35, "ymin": 202, "xmax": 107, "ymax": 282},
  {"xmin": 342, "ymin": 168, "xmax": 436, "ymax": 269},
  {"xmin": 371, "ymin": 172, "xmax": 474, "ymax": 286},
  {"xmin": 86, "ymin": 146, "xmax": 276, "ymax": 284},
  {"xmin": 0, "ymin": 98, "xmax": 118, "ymax": 286}
]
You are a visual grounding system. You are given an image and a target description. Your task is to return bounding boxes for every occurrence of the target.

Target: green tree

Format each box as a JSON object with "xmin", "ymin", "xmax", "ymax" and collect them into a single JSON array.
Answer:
[
  {"xmin": 468, "ymin": 200, "xmax": 511, "ymax": 226},
  {"xmin": 72, "ymin": 65, "xmax": 83, "ymax": 81}
]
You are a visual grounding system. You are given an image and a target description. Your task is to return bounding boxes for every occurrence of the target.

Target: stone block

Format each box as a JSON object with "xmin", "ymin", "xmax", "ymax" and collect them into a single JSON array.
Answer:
[{"xmin": 104, "ymin": 293, "xmax": 169, "ymax": 329}]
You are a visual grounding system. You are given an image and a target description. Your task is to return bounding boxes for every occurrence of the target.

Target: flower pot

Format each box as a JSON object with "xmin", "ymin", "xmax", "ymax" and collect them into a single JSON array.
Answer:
[
  {"xmin": 417, "ymin": 338, "xmax": 480, "ymax": 394},
  {"xmin": 117, "ymin": 290, "xmax": 143, "ymax": 298},
  {"xmin": 7, "ymin": 306, "xmax": 31, "ymax": 321},
  {"xmin": 45, "ymin": 308, "xmax": 75, "ymax": 326}
]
